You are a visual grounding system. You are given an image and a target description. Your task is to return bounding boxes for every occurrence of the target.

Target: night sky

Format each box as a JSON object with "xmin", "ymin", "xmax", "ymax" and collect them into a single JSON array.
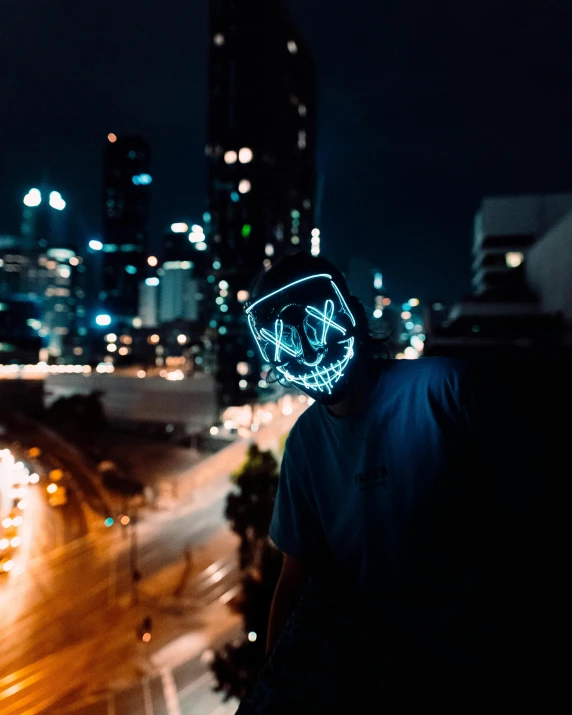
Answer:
[{"xmin": 2, "ymin": 0, "xmax": 572, "ymax": 304}]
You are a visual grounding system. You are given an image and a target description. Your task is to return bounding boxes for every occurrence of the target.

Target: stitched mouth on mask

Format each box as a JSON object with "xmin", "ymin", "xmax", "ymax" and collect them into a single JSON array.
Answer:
[{"xmin": 277, "ymin": 338, "xmax": 354, "ymax": 394}]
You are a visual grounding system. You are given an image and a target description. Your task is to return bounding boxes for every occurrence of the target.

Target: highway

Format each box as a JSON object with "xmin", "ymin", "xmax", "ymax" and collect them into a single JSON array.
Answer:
[{"xmin": 0, "ymin": 405, "xmax": 303, "ymax": 714}]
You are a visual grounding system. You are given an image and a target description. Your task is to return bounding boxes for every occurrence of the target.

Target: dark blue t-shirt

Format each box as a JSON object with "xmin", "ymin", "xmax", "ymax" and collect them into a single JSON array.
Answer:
[{"xmin": 269, "ymin": 356, "xmax": 489, "ymax": 662}]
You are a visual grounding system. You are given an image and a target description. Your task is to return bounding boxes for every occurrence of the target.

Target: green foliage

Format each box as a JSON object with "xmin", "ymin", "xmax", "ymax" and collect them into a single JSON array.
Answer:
[
  {"xmin": 212, "ymin": 445, "xmax": 284, "ymax": 701},
  {"xmin": 211, "ymin": 638, "xmax": 266, "ymax": 703},
  {"xmin": 44, "ymin": 391, "xmax": 107, "ymax": 439},
  {"xmin": 225, "ymin": 443, "xmax": 279, "ymax": 570}
]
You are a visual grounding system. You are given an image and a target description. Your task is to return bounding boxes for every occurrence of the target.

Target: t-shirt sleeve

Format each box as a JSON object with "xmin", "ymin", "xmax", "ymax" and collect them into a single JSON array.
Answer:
[{"xmin": 269, "ymin": 429, "xmax": 325, "ymax": 564}]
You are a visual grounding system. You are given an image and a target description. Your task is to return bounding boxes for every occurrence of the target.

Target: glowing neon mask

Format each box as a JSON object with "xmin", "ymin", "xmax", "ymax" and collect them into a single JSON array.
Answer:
[{"xmin": 245, "ymin": 273, "xmax": 358, "ymax": 402}]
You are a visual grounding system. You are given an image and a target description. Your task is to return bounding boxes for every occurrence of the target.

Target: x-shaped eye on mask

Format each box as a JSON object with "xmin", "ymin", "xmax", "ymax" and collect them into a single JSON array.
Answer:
[{"xmin": 245, "ymin": 273, "xmax": 358, "ymax": 395}]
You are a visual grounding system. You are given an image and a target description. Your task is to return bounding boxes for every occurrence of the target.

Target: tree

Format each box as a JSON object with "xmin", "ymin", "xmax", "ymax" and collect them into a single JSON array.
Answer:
[
  {"xmin": 212, "ymin": 442, "xmax": 284, "ymax": 702},
  {"xmin": 225, "ymin": 443, "xmax": 279, "ymax": 571}
]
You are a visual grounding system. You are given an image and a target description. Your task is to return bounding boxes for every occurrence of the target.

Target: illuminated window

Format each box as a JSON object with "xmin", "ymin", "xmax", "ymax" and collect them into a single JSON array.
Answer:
[
  {"xmin": 506, "ymin": 251, "xmax": 523, "ymax": 268},
  {"xmin": 287, "ymin": 40, "xmax": 298, "ymax": 54},
  {"xmin": 171, "ymin": 223, "xmax": 188, "ymax": 233},
  {"xmin": 238, "ymin": 147, "xmax": 253, "ymax": 163},
  {"xmin": 238, "ymin": 179, "xmax": 251, "ymax": 194}
]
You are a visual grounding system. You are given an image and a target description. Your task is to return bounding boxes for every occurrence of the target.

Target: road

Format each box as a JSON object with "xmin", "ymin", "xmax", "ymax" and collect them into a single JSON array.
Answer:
[{"xmin": 0, "ymin": 405, "xmax": 304, "ymax": 714}]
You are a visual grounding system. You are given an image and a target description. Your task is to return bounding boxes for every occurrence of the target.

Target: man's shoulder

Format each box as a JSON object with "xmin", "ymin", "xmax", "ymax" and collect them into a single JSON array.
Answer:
[
  {"xmin": 388, "ymin": 355, "xmax": 473, "ymax": 389},
  {"xmin": 288, "ymin": 401, "xmax": 321, "ymax": 443}
]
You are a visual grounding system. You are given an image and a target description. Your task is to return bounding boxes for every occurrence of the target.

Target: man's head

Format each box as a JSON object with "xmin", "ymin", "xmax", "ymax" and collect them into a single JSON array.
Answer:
[{"xmin": 245, "ymin": 252, "xmax": 369, "ymax": 405}]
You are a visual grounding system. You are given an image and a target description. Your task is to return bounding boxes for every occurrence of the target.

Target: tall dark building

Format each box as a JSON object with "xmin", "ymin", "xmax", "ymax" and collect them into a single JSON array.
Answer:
[
  {"xmin": 207, "ymin": 0, "xmax": 317, "ymax": 408},
  {"xmin": 102, "ymin": 134, "xmax": 151, "ymax": 322}
]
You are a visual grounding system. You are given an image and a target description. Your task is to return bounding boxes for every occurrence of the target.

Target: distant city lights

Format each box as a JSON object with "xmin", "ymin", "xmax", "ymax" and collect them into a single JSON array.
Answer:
[
  {"xmin": 213, "ymin": 33, "xmax": 225, "ymax": 46},
  {"xmin": 219, "ymin": 280, "xmax": 229, "ymax": 290},
  {"xmin": 238, "ymin": 147, "xmax": 253, "ymax": 163},
  {"xmin": 210, "ymin": 426, "xmax": 219, "ymax": 435},
  {"xmin": 401, "ymin": 311, "xmax": 411, "ymax": 320},
  {"xmin": 107, "ymin": 344, "xmax": 117, "ymax": 353},
  {"xmin": 177, "ymin": 334, "xmax": 187, "ymax": 345},
  {"xmin": 147, "ymin": 255, "xmax": 158, "ymax": 267},
  {"xmin": 408, "ymin": 298, "xmax": 420, "ymax": 307},
  {"xmin": 224, "ymin": 150, "xmax": 237, "ymax": 164},
  {"xmin": 189, "ymin": 225, "xmax": 204, "ymax": 243},
  {"xmin": 195, "ymin": 241, "xmax": 207, "ymax": 251},
  {"xmin": 23, "ymin": 188, "xmax": 41, "ymax": 207},
  {"xmin": 105, "ymin": 333, "xmax": 117, "ymax": 342},
  {"xmin": 311, "ymin": 228, "xmax": 320, "ymax": 237},
  {"xmin": 49, "ymin": 191, "xmax": 66, "ymax": 210},
  {"xmin": 505, "ymin": 252, "xmax": 524, "ymax": 268},
  {"xmin": 265, "ymin": 243, "xmax": 275, "ymax": 257},
  {"xmin": 125, "ymin": 265, "xmax": 137, "ymax": 275},
  {"xmin": 137, "ymin": 370, "xmax": 146, "ymax": 378},
  {"xmin": 95, "ymin": 314, "xmax": 112, "ymax": 326},
  {"xmin": 145, "ymin": 277, "xmax": 159, "ymax": 286},
  {"xmin": 238, "ymin": 179, "xmax": 251, "ymax": 194},
  {"xmin": 374, "ymin": 272, "xmax": 383, "ymax": 290},
  {"xmin": 237, "ymin": 290, "xmax": 249, "ymax": 303},
  {"xmin": 132, "ymin": 174, "xmax": 152, "ymax": 185},
  {"xmin": 230, "ymin": 191, "xmax": 240, "ymax": 202},
  {"xmin": 171, "ymin": 222, "xmax": 189, "ymax": 233},
  {"xmin": 236, "ymin": 362, "xmax": 249, "ymax": 376},
  {"xmin": 373, "ymin": 309, "xmax": 383, "ymax": 319},
  {"xmin": 107, "ymin": 133, "xmax": 117, "ymax": 143},
  {"xmin": 287, "ymin": 40, "xmax": 298, "ymax": 54},
  {"xmin": 89, "ymin": 239, "xmax": 103, "ymax": 251}
]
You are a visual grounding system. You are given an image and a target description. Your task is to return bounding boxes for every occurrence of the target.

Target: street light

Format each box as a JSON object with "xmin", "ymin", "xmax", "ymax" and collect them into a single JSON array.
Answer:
[
  {"xmin": 23, "ymin": 188, "xmax": 41, "ymax": 207},
  {"xmin": 49, "ymin": 191, "xmax": 66, "ymax": 210}
]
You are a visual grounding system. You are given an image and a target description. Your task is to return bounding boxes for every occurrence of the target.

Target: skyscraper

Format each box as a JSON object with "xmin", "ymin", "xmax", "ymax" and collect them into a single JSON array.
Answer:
[
  {"xmin": 207, "ymin": 0, "xmax": 317, "ymax": 407},
  {"xmin": 102, "ymin": 134, "xmax": 151, "ymax": 322}
]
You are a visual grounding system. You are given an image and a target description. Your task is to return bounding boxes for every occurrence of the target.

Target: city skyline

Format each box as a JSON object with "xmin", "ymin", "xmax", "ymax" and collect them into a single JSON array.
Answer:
[{"xmin": 2, "ymin": 0, "xmax": 572, "ymax": 304}]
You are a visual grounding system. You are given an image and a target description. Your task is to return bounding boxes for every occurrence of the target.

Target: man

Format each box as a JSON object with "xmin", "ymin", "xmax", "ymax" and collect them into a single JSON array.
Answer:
[{"xmin": 238, "ymin": 251, "xmax": 553, "ymax": 712}]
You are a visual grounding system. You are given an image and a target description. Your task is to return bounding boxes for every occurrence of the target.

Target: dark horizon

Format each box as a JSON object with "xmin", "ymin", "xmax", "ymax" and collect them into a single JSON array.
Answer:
[{"xmin": 2, "ymin": 0, "xmax": 572, "ymax": 305}]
